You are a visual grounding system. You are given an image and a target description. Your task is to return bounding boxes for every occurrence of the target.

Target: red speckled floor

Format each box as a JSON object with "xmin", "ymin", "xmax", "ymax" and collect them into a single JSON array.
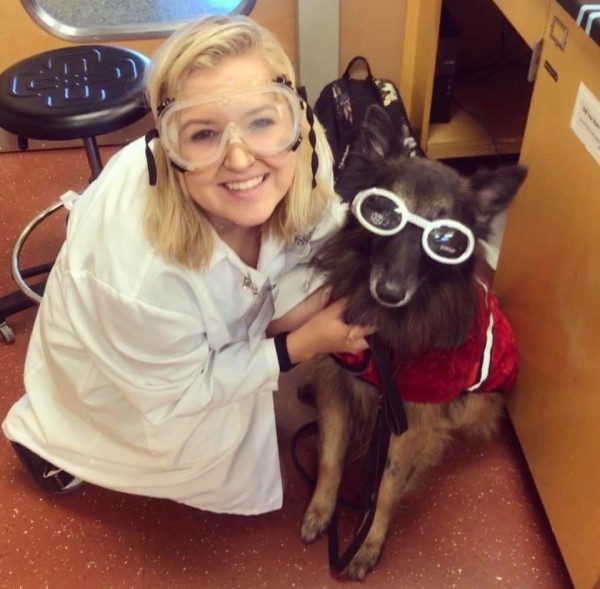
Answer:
[{"xmin": 0, "ymin": 146, "xmax": 574, "ymax": 589}]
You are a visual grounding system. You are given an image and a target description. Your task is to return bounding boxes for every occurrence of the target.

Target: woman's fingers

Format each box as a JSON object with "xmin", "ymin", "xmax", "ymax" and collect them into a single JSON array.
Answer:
[
  {"xmin": 286, "ymin": 296, "xmax": 377, "ymax": 363},
  {"xmin": 345, "ymin": 324, "xmax": 376, "ymax": 341},
  {"xmin": 320, "ymin": 298, "xmax": 376, "ymax": 352}
]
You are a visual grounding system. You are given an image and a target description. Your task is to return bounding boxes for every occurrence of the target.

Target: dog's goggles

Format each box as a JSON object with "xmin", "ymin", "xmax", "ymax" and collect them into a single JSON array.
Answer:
[
  {"xmin": 157, "ymin": 80, "xmax": 302, "ymax": 172},
  {"xmin": 351, "ymin": 187, "xmax": 475, "ymax": 265}
]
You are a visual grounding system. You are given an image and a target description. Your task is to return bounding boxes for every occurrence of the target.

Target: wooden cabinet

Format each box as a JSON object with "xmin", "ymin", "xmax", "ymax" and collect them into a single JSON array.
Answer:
[
  {"xmin": 491, "ymin": 0, "xmax": 550, "ymax": 48},
  {"xmin": 402, "ymin": 2, "xmax": 599, "ymax": 585},
  {"xmin": 400, "ymin": 0, "xmax": 550, "ymax": 159},
  {"xmin": 493, "ymin": 3, "xmax": 600, "ymax": 588}
]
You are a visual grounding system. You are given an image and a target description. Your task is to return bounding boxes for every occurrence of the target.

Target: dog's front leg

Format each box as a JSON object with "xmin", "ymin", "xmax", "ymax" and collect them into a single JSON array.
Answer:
[
  {"xmin": 346, "ymin": 404, "xmax": 453, "ymax": 580},
  {"xmin": 301, "ymin": 363, "xmax": 352, "ymax": 543}
]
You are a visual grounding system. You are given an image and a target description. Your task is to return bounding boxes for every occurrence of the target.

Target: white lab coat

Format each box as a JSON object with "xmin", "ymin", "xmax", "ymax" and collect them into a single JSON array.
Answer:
[{"xmin": 2, "ymin": 137, "xmax": 344, "ymax": 515}]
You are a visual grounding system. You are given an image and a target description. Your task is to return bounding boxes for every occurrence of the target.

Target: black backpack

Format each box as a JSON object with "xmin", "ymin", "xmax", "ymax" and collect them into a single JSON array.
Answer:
[{"xmin": 314, "ymin": 56, "xmax": 424, "ymax": 187}]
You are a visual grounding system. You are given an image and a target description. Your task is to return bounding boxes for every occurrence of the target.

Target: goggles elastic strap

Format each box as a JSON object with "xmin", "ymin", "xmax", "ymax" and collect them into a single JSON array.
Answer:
[
  {"xmin": 298, "ymin": 85, "xmax": 319, "ymax": 189},
  {"xmin": 157, "ymin": 97, "xmax": 174, "ymax": 117},
  {"xmin": 145, "ymin": 128, "xmax": 187, "ymax": 185},
  {"xmin": 290, "ymin": 135, "xmax": 302, "ymax": 152},
  {"xmin": 145, "ymin": 129, "xmax": 159, "ymax": 186},
  {"xmin": 307, "ymin": 106, "xmax": 319, "ymax": 189}
]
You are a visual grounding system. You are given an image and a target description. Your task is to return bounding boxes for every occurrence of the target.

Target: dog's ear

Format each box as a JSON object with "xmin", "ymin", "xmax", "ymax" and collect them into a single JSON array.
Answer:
[
  {"xmin": 353, "ymin": 105, "xmax": 403, "ymax": 160},
  {"xmin": 469, "ymin": 164, "xmax": 528, "ymax": 226}
]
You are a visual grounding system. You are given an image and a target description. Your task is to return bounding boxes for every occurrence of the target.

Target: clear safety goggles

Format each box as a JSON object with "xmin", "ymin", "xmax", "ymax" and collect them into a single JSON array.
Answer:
[
  {"xmin": 157, "ymin": 79, "xmax": 302, "ymax": 172},
  {"xmin": 351, "ymin": 187, "xmax": 475, "ymax": 265}
]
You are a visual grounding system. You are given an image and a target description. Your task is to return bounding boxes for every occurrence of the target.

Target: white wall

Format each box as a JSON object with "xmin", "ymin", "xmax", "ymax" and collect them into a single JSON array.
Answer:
[{"xmin": 297, "ymin": 0, "xmax": 339, "ymax": 104}]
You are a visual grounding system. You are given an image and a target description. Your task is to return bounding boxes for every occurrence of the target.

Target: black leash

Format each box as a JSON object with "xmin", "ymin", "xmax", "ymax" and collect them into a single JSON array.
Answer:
[
  {"xmin": 327, "ymin": 334, "xmax": 408, "ymax": 571},
  {"xmin": 327, "ymin": 400, "xmax": 390, "ymax": 571},
  {"xmin": 292, "ymin": 334, "xmax": 409, "ymax": 572},
  {"xmin": 369, "ymin": 334, "xmax": 409, "ymax": 437}
]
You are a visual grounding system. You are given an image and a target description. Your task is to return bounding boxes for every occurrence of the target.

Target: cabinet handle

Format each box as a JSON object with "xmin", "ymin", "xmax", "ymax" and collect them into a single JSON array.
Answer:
[{"xmin": 527, "ymin": 39, "xmax": 544, "ymax": 83}]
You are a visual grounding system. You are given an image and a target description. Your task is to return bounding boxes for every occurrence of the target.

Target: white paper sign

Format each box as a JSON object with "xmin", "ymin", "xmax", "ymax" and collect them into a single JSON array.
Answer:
[{"xmin": 570, "ymin": 82, "xmax": 600, "ymax": 166}]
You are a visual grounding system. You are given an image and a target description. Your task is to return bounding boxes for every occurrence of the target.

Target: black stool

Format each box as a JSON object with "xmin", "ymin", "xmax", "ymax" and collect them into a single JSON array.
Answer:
[{"xmin": 0, "ymin": 45, "xmax": 150, "ymax": 343}]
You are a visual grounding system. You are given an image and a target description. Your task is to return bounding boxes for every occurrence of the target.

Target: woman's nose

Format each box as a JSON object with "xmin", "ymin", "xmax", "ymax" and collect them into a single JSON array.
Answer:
[{"xmin": 222, "ymin": 138, "xmax": 255, "ymax": 170}]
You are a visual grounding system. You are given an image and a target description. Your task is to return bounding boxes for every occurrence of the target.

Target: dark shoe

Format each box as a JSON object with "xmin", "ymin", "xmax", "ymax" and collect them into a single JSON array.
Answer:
[{"xmin": 11, "ymin": 442, "xmax": 85, "ymax": 495}]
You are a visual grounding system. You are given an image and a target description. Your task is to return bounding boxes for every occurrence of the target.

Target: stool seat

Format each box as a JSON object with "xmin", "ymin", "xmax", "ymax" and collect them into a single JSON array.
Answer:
[
  {"xmin": 0, "ymin": 44, "xmax": 151, "ymax": 344},
  {"xmin": 0, "ymin": 44, "xmax": 150, "ymax": 141}
]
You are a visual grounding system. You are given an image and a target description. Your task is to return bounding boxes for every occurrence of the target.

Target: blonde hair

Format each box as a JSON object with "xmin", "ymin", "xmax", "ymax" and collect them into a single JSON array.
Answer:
[{"xmin": 144, "ymin": 15, "xmax": 337, "ymax": 269}]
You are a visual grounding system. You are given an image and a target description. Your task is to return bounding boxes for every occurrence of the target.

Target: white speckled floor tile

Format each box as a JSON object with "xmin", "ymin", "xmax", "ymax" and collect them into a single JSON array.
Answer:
[{"xmin": 0, "ymin": 147, "xmax": 574, "ymax": 589}]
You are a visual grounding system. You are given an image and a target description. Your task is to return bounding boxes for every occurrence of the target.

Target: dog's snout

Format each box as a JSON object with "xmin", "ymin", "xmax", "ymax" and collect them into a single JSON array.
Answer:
[
  {"xmin": 377, "ymin": 278, "xmax": 405, "ymax": 303},
  {"xmin": 371, "ymin": 276, "xmax": 414, "ymax": 308}
]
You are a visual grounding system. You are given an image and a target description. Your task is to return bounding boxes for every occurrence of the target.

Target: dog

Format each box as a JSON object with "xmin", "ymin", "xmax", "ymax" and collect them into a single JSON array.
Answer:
[{"xmin": 300, "ymin": 105, "xmax": 527, "ymax": 580}]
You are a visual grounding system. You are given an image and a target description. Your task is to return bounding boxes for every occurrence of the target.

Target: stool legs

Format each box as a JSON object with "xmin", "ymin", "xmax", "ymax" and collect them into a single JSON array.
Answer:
[
  {"xmin": 83, "ymin": 137, "xmax": 103, "ymax": 181},
  {"xmin": 11, "ymin": 201, "xmax": 64, "ymax": 305},
  {"xmin": 0, "ymin": 201, "xmax": 65, "ymax": 343},
  {"xmin": 0, "ymin": 140, "xmax": 101, "ymax": 344}
]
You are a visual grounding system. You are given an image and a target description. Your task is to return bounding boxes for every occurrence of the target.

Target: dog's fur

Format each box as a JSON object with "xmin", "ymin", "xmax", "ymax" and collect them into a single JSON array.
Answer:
[{"xmin": 300, "ymin": 106, "xmax": 527, "ymax": 580}]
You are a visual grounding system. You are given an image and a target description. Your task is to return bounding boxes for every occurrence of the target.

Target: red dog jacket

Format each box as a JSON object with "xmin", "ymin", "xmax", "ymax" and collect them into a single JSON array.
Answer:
[{"xmin": 333, "ymin": 283, "xmax": 518, "ymax": 404}]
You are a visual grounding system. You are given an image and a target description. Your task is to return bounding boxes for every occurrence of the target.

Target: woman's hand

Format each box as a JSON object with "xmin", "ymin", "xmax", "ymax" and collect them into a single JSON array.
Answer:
[{"xmin": 285, "ymin": 297, "xmax": 375, "ymax": 365}]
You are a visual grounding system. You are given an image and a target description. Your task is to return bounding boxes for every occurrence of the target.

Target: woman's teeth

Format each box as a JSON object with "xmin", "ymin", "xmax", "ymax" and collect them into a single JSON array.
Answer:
[{"xmin": 225, "ymin": 175, "xmax": 265, "ymax": 191}]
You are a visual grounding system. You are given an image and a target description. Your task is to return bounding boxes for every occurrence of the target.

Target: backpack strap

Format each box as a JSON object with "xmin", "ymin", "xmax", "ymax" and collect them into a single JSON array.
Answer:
[
  {"xmin": 327, "ymin": 77, "xmax": 353, "ymax": 178},
  {"xmin": 342, "ymin": 55, "xmax": 373, "ymax": 80},
  {"xmin": 337, "ymin": 55, "xmax": 376, "ymax": 129},
  {"xmin": 329, "ymin": 56, "xmax": 376, "ymax": 179},
  {"xmin": 371, "ymin": 78, "xmax": 426, "ymax": 158}
]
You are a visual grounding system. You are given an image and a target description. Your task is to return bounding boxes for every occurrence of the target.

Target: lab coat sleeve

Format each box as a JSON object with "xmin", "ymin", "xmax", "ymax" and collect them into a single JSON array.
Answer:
[
  {"xmin": 273, "ymin": 200, "xmax": 349, "ymax": 318},
  {"xmin": 61, "ymin": 270, "xmax": 281, "ymax": 425}
]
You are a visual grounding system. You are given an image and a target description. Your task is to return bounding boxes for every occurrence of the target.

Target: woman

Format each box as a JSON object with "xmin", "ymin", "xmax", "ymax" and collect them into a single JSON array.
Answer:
[{"xmin": 2, "ymin": 15, "xmax": 372, "ymax": 515}]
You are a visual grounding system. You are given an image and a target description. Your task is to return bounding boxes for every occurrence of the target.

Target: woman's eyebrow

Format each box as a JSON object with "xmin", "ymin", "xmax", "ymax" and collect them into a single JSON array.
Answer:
[
  {"xmin": 242, "ymin": 101, "xmax": 279, "ymax": 117},
  {"xmin": 179, "ymin": 102, "xmax": 280, "ymax": 131},
  {"xmin": 180, "ymin": 117, "xmax": 218, "ymax": 132}
]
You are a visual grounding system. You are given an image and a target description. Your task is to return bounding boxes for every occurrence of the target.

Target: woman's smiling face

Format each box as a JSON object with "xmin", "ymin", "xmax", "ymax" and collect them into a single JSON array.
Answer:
[{"xmin": 177, "ymin": 54, "xmax": 298, "ymax": 229}]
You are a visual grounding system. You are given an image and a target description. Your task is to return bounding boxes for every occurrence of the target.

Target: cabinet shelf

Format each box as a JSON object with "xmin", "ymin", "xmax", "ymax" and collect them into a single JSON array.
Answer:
[{"xmin": 426, "ymin": 65, "xmax": 533, "ymax": 160}]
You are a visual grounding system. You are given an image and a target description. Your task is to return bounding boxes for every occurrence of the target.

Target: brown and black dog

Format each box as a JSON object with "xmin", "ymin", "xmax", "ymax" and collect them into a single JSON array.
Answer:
[{"xmin": 300, "ymin": 106, "xmax": 527, "ymax": 580}]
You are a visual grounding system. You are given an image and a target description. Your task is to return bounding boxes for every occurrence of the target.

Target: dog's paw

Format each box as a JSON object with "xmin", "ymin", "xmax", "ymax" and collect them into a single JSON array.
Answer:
[
  {"xmin": 300, "ymin": 506, "xmax": 332, "ymax": 543},
  {"xmin": 346, "ymin": 541, "xmax": 382, "ymax": 581}
]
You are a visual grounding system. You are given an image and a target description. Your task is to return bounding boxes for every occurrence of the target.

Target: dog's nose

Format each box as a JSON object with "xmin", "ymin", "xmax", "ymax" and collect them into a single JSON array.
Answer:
[{"xmin": 374, "ymin": 279, "xmax": 413, "ymax": 307}]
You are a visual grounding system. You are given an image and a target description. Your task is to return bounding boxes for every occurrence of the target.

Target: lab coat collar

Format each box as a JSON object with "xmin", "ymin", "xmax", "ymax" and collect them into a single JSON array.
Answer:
[{"xmin": 206, "ymin": 230, "xmax": 286, "ymax": 277}]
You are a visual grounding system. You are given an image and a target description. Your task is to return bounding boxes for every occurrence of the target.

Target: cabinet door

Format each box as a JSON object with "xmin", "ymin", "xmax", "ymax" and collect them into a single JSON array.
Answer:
[
  {"xmin": 491, "ymin": 0, "xmax": 550, "ymax": 48},
  {"xmin": 494, "ymin": 4, "xmax": 600, "ymax": 589}
]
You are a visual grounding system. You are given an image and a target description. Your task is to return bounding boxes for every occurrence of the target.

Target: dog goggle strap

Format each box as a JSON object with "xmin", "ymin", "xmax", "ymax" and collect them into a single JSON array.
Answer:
[
  {"xmin": 157, "ymin": 81, "xmax": 302, "ymax": 172},
  {"xmin": 351, "ymin": 187, "xmax": 475, "ymax": 265}
]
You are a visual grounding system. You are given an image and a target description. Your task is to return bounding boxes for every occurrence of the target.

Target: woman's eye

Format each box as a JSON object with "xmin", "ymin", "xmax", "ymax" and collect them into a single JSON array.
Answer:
[
  {"xmin": 190, "ymin": 129, "xmax": 219, "ymax": 142},
  {"xmin": 248, "ymin": 117, "xmax": 275, "ymax": 131}
]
